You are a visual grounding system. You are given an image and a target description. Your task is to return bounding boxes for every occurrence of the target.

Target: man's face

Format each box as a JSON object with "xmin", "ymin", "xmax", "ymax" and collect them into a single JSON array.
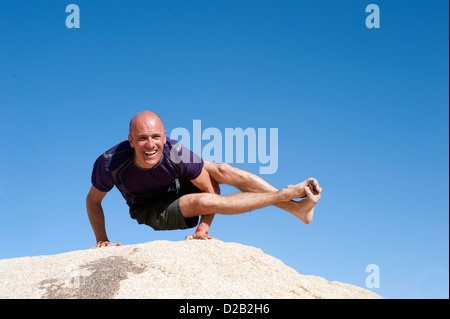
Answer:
[{"xmin": 128, "ymin": 117, "xmax": 166, "ymax": 169}]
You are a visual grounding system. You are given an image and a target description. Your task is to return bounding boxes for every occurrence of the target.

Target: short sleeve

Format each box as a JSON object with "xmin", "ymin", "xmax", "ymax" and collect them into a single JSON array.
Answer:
[
  {"xmin": 167, "ymin": 139, "xmax": 204, "ymax": 180},
  {"xmin": 183, "ymin": 150, "xmax": 204, "ymax": 180},
  {"xmin": 91, "ymin": 154, "xmax": 115, "ymax": 192}
]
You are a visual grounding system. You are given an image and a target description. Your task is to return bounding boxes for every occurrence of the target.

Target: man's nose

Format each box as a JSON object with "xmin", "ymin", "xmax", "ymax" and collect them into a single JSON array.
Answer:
[{"xmin": 146, "ymin": 138, "xmax": 155, "ymax": 149}]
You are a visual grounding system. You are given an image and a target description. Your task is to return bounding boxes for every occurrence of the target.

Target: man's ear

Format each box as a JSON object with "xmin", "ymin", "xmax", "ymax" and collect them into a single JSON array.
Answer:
[
  {"xmin": 128, "ymin": 134, "xmax": 134, "ymax": 148},
  {"xmin": 163, "ymin": 130, "xmax": 167, "ymax": 144}
]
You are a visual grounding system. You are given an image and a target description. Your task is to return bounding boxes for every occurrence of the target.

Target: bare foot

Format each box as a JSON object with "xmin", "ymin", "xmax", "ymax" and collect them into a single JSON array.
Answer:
[
  {"xmin": 295, "ymin": 197, "xmax": 317, "ymax": 224},
  {"xmin": 279, "ymin": 184, "xmax": 322, "ymax": 224},
  {"xmin": 299, "ymin": 186, "xmax": 321, "ymax": 223},
  {"xmin": 285, "ymin": 178, "xmax": 322, "ymax": 199},
  {"xmin": 304, "ymin": 185, "xmax": 321, "ymax": 204}
]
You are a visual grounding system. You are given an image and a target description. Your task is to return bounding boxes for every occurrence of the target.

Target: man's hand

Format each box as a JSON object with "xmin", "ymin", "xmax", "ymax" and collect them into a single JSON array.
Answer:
[
  {"xmin": 185, "ymin": 233, "xmax": 217, "ymax": 241},
  {"xmin": 90, "ymin": 240, "xmax": 122, "ymax": 249}
]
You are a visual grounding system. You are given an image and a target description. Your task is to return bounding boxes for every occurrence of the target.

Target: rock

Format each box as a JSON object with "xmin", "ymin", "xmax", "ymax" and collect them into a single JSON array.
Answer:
[{"xmin": 0, "ymin": 240, "xmax": 382, "ymax": 299}]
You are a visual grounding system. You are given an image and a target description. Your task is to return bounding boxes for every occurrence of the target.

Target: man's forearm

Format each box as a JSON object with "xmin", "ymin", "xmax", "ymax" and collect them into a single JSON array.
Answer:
[
  {"xmin": 197, "ymin": 214, "xmax": 215, "ymax": 233},
  {"xmin": 86, "ymin": 201, "xmax": 109, "ymax": 242},
  {"xmin": 190, "ymin": 167, "xmax": 221, "ymax": 234}
]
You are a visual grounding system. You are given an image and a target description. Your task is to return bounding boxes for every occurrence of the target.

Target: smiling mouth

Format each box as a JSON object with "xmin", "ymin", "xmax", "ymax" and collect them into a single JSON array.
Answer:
[{"xmin": 144, "ymin": 150, "xmax": 157, "ymax": 157}]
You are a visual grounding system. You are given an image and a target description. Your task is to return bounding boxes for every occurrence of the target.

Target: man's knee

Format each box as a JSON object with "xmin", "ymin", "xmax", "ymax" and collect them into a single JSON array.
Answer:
[
  {"xmin": 185, "ymin": 193, "xmax": 218, "ymax": 216},
  {"xmin": 212, "ymin": 162, "xmax": 241, "ymax": 184},
  {"xmin": 198, "ymin": 194, "xmax": 218, "ymax": 214}
]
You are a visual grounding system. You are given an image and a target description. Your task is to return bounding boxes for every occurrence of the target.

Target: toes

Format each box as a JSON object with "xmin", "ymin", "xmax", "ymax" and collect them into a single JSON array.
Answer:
[{"xmin": 305, "ymin": 186, "xmax": 313, "ymax": 197}]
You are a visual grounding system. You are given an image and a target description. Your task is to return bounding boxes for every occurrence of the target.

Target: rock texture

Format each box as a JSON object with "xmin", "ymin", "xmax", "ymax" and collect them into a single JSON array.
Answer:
[{"xmin": 0, "ymin": 240, "xmax": 382, "ymax": 299}]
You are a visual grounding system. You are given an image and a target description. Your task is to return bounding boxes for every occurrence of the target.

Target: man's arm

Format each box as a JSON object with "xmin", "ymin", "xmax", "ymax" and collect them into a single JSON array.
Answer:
[
  {"xmin": 186, "ymin": 166, "xmax": 220, "ymax": 240},
  {"xmin": 86, "ymin": 185, "xmax": 122, "ymax": 248}
]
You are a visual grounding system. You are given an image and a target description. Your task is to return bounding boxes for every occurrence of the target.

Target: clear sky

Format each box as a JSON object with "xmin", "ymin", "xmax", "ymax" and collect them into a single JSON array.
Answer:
[{"xmin": 0, "ymin": 0, "xmax": 448, "ymax": 299}]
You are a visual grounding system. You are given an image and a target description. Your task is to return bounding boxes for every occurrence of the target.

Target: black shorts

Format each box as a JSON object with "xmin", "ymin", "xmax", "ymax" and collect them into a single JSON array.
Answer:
[{"xmin": 129, "ymin": 177, "xmax": 201, "ymax": 231}]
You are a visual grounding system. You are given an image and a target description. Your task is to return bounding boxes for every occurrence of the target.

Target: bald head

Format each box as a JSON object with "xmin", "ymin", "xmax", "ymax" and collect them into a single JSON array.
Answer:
[
  {"xmin": 129, "ymin": 111, "xmax": 165, "ymax": 134},
  {"xmin": 128, "ymin": 111, "xmax": 167, "ymax": 169}
]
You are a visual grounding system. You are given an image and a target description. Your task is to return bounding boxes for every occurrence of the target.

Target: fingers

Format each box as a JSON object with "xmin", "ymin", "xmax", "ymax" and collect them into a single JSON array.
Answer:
[
  {"xmin": 101, "ymin": 242, "xmax": 122, "ymax": 247},
  {"xmin": 185, "ymin": 234, "xmax": 215, "ymax": 241},
  {"xmin": 90, "ymin": 241, "xmax": 122, "ymax": 249}
]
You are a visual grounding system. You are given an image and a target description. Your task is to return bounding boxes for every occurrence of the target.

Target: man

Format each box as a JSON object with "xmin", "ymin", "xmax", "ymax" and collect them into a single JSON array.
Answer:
[{"xmin": 87, "ymin": 111, "xmax": 322, "ymax": 248}]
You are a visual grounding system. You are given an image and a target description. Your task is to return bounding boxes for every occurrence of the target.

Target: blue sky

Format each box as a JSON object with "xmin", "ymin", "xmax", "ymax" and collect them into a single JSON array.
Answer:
[{"xmin": 0, "ymin": 0, "xmax": 448, "ymax": 299}]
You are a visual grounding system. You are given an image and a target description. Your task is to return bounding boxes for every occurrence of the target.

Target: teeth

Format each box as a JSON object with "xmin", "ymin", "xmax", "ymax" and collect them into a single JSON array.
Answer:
[{"xmin": 144, "ymin": 151, "xmax": 157, "ymax": 155}]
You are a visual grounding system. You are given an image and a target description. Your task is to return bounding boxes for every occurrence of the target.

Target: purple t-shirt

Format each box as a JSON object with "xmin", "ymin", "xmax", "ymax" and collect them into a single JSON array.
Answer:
[{"xmin": 91, "ymin": 138, "xmax": 203, "ymax": 207}]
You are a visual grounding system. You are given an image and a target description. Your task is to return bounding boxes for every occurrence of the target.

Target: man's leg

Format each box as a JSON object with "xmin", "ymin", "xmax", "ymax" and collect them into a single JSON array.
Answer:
[
  {"xmin": 203, "ymin": 161, "xmax": 322, "ymax": 224},
  {"xmin": 179, "ymin": 180, "xmax": 314, "ymax": 219}
]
